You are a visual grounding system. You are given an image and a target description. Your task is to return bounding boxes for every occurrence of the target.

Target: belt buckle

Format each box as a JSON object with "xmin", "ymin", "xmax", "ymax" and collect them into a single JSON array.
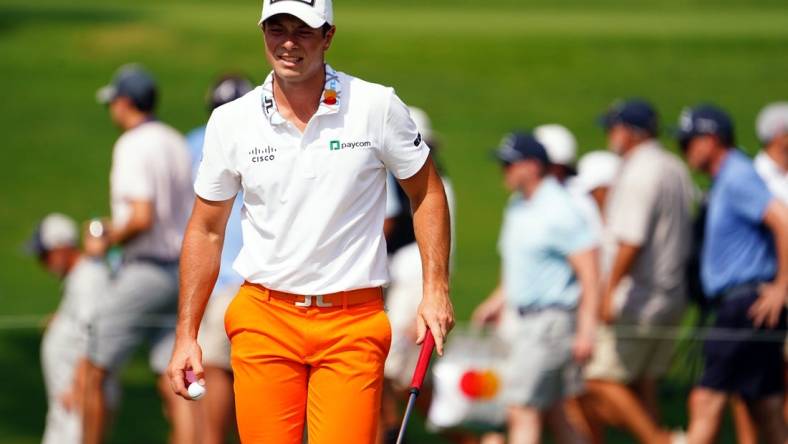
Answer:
[{"xmin": 295, "ymin": 295, "xmax": 333, "ymax": 308}]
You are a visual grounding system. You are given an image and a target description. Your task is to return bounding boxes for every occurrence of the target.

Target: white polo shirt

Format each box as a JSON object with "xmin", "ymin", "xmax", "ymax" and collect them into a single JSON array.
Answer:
[
  {"xmin": 755, "ymin": 151, "xmax": 788, "ymax": 204},
  {"xmin": 110, "ymin": 120, "xmax": 193, "ymax": 261},
  {"xmin": 194, "ymin": 65, "xmax": 430, "ymax": 295}
]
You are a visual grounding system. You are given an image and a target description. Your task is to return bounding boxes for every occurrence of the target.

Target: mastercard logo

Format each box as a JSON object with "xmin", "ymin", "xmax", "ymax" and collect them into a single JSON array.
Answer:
[
  {"xmin": 459, "ymin": 369, "xmax": 500, "ymax": 400},
  {"xmin": 323, "ymin": 89, "xmax": 338, "ymax": 105}
]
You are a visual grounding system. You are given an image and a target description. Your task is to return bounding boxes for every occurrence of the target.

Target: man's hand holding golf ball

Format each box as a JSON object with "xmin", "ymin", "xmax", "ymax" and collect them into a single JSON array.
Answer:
[{"xmin": 167, "ymin": 336, "xmax": 206, "ymax": 401}]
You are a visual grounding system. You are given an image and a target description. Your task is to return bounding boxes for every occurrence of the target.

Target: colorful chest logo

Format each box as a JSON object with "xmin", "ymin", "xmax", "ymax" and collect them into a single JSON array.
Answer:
[{"xmin": 323, "ymin": 88, "xmax": 337, "ymax": 105}]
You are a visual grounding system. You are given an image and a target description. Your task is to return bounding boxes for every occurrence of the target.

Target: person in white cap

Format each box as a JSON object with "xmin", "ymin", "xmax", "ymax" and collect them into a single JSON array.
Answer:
[
  {"xmin": 534, "ymin": 123, "xmax": 578, "ymax": 183},
  {"xmin": 755, "ymin": 102, "xmax": 788, "ymax": 203},
  {"xmin": 754, "ymin": 101, "xmax": 788, "ymax": 433},
  {"xmin": 571, "ymin": 150, "xmax": 622, "ymax": 243},
  {"xmin": 166, "ymin": 1, "xmax": 454, "ymax": 443},
  {"xmin": 28, "ymin": 214, "xmax": 119, "ymax": 444}
]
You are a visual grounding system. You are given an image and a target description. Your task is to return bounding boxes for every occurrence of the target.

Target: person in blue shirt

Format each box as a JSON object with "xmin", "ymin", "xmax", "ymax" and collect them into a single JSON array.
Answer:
[
  {"xmin": 678, "ymin": 105, "xmax": 788, "ymax": 444},
  {"xmin": 184, "ymin": 73, "xmax": 253, "ymax": 444},
  {"xmin": 472, "ymin": 132, "xmax": 599, "ymax": 443}
]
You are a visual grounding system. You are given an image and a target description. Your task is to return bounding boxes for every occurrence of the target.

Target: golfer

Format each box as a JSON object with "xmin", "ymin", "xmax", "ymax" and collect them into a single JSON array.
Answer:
[{"xmin": 166, "ymin": 1, "xmax": 454, "ymax": 443}]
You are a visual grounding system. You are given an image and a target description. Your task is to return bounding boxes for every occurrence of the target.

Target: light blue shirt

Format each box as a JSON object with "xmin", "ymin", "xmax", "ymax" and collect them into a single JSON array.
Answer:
[
  {"xmin": 702, "ymin": 150, "xmax": 776, "ymax": 297},
  {"xmin": 499, "ymin": 178, "xmax": 595, "ymax": 309},
  {"xmin": 186, "ymin": 126, "xmax": 244, "ymax": 290}
]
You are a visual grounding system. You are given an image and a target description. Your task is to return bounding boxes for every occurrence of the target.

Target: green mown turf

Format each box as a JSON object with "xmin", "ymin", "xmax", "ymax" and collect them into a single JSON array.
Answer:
[{"xmin": 2, "ymin": 0, "xmax": 786, "ymax": 442}]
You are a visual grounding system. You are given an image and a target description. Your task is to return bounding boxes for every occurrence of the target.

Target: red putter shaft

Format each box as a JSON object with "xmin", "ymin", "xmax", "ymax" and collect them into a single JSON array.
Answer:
[{"xmin": 395, "ymin": 329, "xmax": 437, "ymax": 444}]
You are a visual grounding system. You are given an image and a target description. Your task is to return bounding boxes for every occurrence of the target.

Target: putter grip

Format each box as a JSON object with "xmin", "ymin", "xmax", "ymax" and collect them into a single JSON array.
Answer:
[{"xmin": 409, "ymin": 329, "xmax": 436, "ymax": 392}]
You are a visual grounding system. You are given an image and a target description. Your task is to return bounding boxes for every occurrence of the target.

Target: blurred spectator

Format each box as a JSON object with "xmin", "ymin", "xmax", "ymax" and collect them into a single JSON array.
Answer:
[
  {"xmin": 754, "ymin": 101, "xmax": 788, "ymax": 427},
  {"xmin": 472, "ymin": 132, "xmax": 599, "ymax": 443},
  {"xmin": 534, "ymin": 124, "xmax": 601, "ymax": 237},
  {"xmin": 29, "ymin": 214, "xmax": 118, "ymax": 444},
  {"xmin": 584, "ymin": 99, "xmax": 694, "ymax": 443},
  {"xmin": 184, "ymin": 73, "xmax": 253, "ymax": 444},
  {"xmin": 755, "ymin": 102, "xmax": 788, "ymax": 202},
  {"xmin": 570, "ymin": 150, "xmax": 621, "ymax": 241},
  {"xmin": 678, "ymin": 104, "xmax": 788, "ymax": 444},
  {"xmin": 82, "ymin": 64, "xmax": 195, "ymax": 444},
  {"xmin": 380, "ymin": 106, "xmax": 461, "ymax": 443}
]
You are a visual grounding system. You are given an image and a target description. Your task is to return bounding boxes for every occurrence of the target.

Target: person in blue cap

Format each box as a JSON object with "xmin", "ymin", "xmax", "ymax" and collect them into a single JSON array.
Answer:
[
  {"xmin": 583, "ymin": 99, "xmax": 694, "ymax": 443},
  {"xmin": 472, "ymin": 132, "xmax": 599, "ymax": 443},
  {"xmin": 678, "ymin": 104, "xmax": 788, "ymax": 444}
]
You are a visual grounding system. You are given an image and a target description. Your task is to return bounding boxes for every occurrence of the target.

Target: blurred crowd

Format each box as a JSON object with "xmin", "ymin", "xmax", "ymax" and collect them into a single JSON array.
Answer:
[{"xmin": 27, "ymin": 62, "xmax": 788, "ymax": 444}]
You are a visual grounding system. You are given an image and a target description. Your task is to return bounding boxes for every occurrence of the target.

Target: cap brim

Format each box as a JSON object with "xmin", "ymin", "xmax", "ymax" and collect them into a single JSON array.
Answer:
[
  {"xmin": 490, "ymin": 148, "xmax": 519, "ymax": 165},
  {"xmin": 259, "ymin": 5, "xmax": 326, "ymax": 29},
  {"xmin": 24, "ymin": 227, "xmax": 46, "ymax": 258},
  {"xmin": 96, "ymin": 85, "xmax": 117, "ymax": 105}
]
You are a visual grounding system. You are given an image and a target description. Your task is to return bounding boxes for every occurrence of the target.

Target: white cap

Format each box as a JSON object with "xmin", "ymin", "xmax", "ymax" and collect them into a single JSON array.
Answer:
[
  {"xmin": 756, "ymin": 102, "xmax": 788, "ymax": 145},
  {"xmin": 408, "ymin": 106, "xmax": 434, "ymax": 141},
  {"xmin": 574, "ymin": 151, "xmax": 621, "ymax": 193},
  {"xmin": 533, "ymin": 124, "xmax": 577, "ymax": 166},
  {"xmin": 259, "ymin": 0, "xmax": 333, "ymax": 29},
  {"xmin": 28, "ymin": 213, "xmax": 78, "ymax": 255}
]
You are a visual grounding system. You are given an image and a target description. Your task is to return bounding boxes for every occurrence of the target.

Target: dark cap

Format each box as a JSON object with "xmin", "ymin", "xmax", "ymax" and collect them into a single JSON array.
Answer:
[
  {"xmin": 96, "ymin": 64, "xmax": 158, "ymax": 112},
  {"xmin": 676, "ymin": 104, "xmax": 735, "ymax": 150},
  {"xmin": 493, "ymin": 132, "xmax": 550, "ymax": 166},
  {"xmin": 598, "ymin": 99, "xmax": 658, "ymax": 135},
  {"xmin": 208, "ymin": 74, "xmax": 254, "ymax": 111}
]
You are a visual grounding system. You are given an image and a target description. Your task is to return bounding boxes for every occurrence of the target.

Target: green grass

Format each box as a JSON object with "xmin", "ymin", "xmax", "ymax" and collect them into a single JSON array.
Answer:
[{"xmin": 2, "ymin": 0, "xmax": 787, "ymax": 442}]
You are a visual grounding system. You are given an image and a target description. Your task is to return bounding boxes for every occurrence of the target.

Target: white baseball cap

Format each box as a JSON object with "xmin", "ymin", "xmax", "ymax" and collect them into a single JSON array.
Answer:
[
  {"xmin": 755, "ymin": 102, "xmax": 788, "ymax": 145},
  {"xmin": 408, "ymin": 106, "xmax": 434, "ymax": 141},
  {"xmin": 27, "ymin": 213, "xmax": 78, "ymax": 256},
  {"xmin": 533, "ymin": 124, "xmax": 577, "ymax": 167},
  {"xmin": 573, "ymin": 151, "xmax": 621, "ymax": 194},
  {"xmin": 259, "ymin": 0, "xmax": 334, "ymax": 29}
]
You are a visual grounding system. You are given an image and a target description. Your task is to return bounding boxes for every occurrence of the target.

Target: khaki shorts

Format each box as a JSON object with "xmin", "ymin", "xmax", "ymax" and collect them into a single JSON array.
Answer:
[
  {"xmin": 198, "ymin": 285, "xmax": 238, "ymax": 370},
  {"xmin": 585, "ymin": 324, "xmax": 676, "ymax": 383},
  {"xmin": 502, "ymin": 308, "xmax": 582, "ymax": 410}
]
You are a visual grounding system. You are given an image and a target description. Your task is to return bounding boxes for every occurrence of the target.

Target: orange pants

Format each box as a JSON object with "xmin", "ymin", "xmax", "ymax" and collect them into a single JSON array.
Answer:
[{"xmin": 225, "ymin": 283, "xmax": 391, "ymax": 443}]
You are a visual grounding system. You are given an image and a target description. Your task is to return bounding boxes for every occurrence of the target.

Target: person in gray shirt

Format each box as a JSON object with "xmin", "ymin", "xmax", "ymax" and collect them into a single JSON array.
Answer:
[{"xmin": 584, "ymin": 99, "xmax": 694, "ymax": 442}]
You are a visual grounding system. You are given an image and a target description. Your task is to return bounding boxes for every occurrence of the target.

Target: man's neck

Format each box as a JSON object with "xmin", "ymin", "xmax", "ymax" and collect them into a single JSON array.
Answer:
[
  {"xmin": 63, "ymin": 251, "xmax": 82, "ymax": 276},
  {"xmin": 520, "ymin": 176, "xmax": 544, "ymax": 199},
  {"xmin": 709, "ymin": 148, "xmax": 731, "ymax": 178},
  {"xmin": 122, "ymin": 112, "xmax": 150, "ymax": 131},
  {"xmin": 765, "ymin": 144, "xmax": 788, "ymax": 172},
  {"xmin": 622, "ymin": 137, "xmax": 652, "ymax": 158},
  {"xmin": 273, "ymin": 66, "xmax": 326, "ymax": 129}
]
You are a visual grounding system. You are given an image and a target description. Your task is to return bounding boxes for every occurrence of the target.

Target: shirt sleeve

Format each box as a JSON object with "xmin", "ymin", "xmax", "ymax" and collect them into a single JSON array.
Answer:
[
  {"xmin": 554, "ymin": 206, "xmax": 596, "ymax": 256},
  {"xmin": 727, "ymin": 164, "xmax": 774, "ymax": 223},
  {"xmin": 607, "ymin": 162, "xmax": 659, "ymax": 246},
  {"xmin": 194, "ymin": 111, "xmax": 241, "ymax": 201},
  {"xmin": 379, "ymin": 90, "xmax": 430, "ymax": 180},
  {"xmin": 112, "ymin": 137, "xmax": 154, "ymax": 200}
]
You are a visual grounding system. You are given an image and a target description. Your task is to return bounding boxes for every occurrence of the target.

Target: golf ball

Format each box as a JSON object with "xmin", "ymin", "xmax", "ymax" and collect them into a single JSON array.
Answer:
[{"xmin": 188, "ymin": 382, "xmax": 206, "ymax": 400}]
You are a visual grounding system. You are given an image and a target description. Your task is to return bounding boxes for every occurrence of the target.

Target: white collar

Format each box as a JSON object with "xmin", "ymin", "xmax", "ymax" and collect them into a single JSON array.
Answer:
[{"xmin": 260, "ymin": 64, "xmax": 342, "ymax": 126}]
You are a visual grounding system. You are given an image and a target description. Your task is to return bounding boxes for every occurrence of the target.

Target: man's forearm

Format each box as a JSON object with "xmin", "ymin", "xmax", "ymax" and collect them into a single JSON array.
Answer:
[
  {"xmin": 411, "ymin": 179, "xmax": 450, "ymax": 294},
  {"xmin": 571, "ymin": 249, "xmax": 600, "ymax": 338},
  {"xmin": 765, "ymin": 202, "xmax": 788, "ymax": 289},
  {"xmin": 605, "ymin": 242, "xmax": 640, "ymax": 296},
  {"xmin": 176, "ymin": 225, "xmax": 223, "ymax": 339}
]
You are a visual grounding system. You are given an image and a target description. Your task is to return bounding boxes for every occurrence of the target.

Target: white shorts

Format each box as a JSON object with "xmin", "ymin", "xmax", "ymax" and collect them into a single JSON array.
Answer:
[
  {"xmin": 502, "ymin": 308, "xmax": 582, "ymax": 410},
  {"xmin": 42, "ymin": 316, "xmax": 120, "ymax": 444}
]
